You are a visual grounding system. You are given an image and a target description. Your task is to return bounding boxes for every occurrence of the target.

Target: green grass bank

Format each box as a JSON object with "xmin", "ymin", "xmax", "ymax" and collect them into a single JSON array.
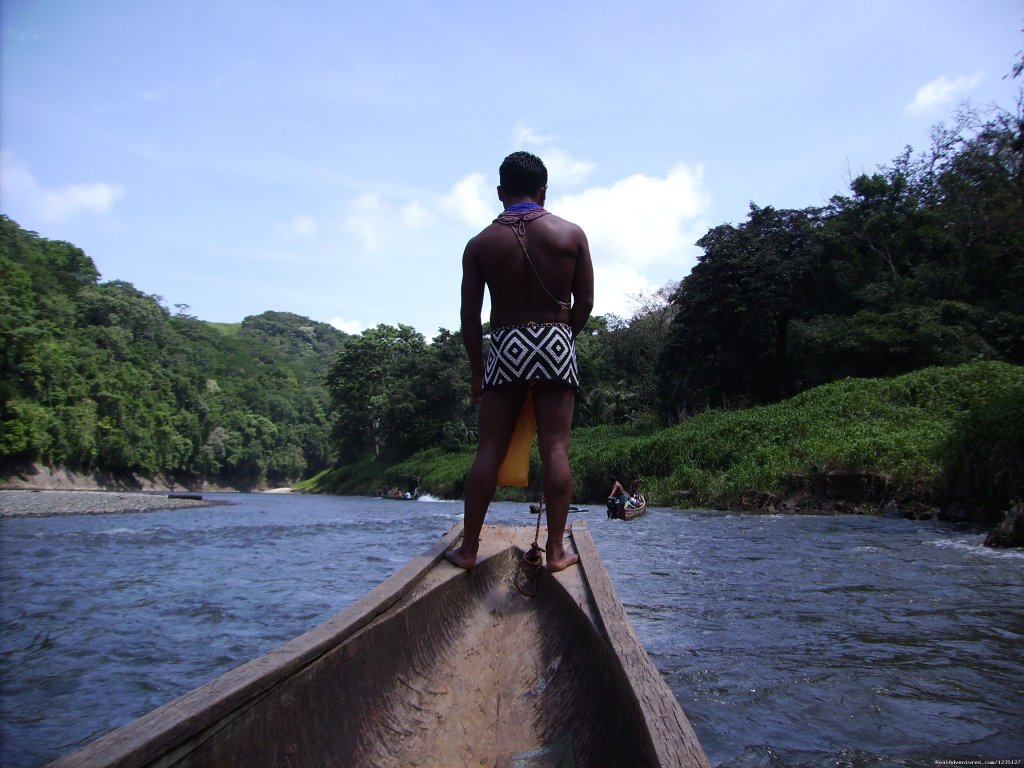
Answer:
[{"xmin": 303, "ymin": 361, "xmax": 1024, "ymax": 524}]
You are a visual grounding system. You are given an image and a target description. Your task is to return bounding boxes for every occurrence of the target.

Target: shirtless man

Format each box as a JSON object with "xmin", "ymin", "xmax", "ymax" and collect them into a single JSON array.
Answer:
[{"xmin": 445, "ymin": 151, "xmax": 594, "ymax": 573}]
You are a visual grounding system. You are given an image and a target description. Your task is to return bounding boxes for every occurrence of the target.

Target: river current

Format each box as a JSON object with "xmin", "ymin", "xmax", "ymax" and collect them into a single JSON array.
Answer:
[{"xmin": 1, "ymin": 494, "xmax": 1021, "ymax": 767}]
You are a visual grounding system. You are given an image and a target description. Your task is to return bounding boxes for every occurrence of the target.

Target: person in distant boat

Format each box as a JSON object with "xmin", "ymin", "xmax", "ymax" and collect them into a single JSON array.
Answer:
[
  {"xmin": 627, "ymin": 478, "xmax": 642, "ymax": 507},
  {"xmin": 608, "ymin": 476, "xmax": 628, "ymax": 504},
  {"xmin": 445, "ymin": 151, "xmax": 595, "ymax": 573}
]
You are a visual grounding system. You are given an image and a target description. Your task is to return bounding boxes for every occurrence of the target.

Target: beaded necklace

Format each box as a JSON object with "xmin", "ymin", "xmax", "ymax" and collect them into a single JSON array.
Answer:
[{"xmin": 503, "ymin": 201, "xmax": 543, "ymax": 214}]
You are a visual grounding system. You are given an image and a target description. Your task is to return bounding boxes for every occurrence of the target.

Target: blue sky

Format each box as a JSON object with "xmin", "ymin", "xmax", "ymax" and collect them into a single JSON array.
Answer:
[{"xmin": 2, "ymin": 1, "xmax": 1021, "ymax": 338}]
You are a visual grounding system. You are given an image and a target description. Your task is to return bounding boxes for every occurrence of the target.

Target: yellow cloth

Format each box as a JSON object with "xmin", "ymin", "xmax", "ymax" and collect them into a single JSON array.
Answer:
[{"xmin": 496, "ymin": 393, "xmax": 536, "ymax": 487}]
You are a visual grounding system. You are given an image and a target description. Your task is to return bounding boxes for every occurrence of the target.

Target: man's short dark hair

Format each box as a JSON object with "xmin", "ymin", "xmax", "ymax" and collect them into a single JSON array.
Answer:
[{"xmin": 499, "ymin": 151, "xmax": 547, "ymax": 195}]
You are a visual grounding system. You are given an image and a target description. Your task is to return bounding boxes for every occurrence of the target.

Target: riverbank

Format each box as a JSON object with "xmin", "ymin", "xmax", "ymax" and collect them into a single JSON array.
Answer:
[
  {"xmin": 0, "ymin": 463, "xmax": 293, "ymax": 495},
  {"xmin": 361, "ymin": 361, "xmax": 1023, "ymax": 529},
  {"xmin": 0, "ymin": 489, "xmax": 229, "ymax": 518}
]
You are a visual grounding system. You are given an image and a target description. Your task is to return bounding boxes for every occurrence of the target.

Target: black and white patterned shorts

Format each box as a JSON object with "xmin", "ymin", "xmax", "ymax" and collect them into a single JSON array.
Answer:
[{"xmin": 482, "ymin": 323, "xmax": 579, "ymax": 392}]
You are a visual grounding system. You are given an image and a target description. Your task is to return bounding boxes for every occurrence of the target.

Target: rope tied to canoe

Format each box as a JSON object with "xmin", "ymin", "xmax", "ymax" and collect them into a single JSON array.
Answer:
[{"xmin": 510, "ymin": 501, "xmax": 545, "ymax": 597}]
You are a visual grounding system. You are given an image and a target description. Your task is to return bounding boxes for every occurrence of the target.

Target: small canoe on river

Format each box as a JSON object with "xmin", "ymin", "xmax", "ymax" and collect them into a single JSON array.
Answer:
[
  {"xmin": 528, "ymin": 503, "xmax": 590, "ymax": 514},
  {"xmin": 49, "ymin": 522, "xmax": 709, "ymax": 768},
  {"xmin": 607, "ymin": 494, "xmax": 648, "ymax": 520}
]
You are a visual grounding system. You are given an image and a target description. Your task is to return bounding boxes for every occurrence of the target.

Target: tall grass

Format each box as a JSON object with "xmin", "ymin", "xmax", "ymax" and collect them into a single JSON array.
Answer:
[
  {"xmin": 571, "ymin": 361, "xmax": 1023, "ymax": 512},
  {"xmin": 308, "ymin": 361, "xmax": 1023, "ymax": 517}
]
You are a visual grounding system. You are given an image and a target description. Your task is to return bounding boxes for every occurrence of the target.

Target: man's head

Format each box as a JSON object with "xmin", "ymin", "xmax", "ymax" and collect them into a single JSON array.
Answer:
[{"xmin": 499, "ymin": 151, "xmax": 547, "ymax": 196}]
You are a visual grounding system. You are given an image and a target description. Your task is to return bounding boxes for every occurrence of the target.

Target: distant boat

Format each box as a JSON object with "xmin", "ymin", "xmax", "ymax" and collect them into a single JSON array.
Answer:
[
  {"xmin": 376, "ymin": 490, "xmax": 421, "ymax": 500},
  {"xmin": 607, "ymin": 494, "xmax": 647, "ymax": 520},
  {"xmin": 49, "ymin": 523, "xmax": 710, "ymax": 768},
  {"xmin": 167, "ymin": 493, "xmax": 203, "ymax": 501},
  {"xmin": 529, "ymin": 503, "xmax": 589, "ymax": 514}
]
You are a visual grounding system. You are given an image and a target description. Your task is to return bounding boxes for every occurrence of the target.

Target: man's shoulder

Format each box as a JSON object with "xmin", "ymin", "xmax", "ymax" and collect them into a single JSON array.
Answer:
[
  {"xmin": 464, "ymin": 222, "xmax": 507, "ymax": 255},
  {"xmin": 466, "ymin": 211, "xmax": 585, "ymax": 248},
  {"xmin": 537, "ymin": 212, "xmax": 587, "ymax": 239},
  {"xmin": 545, "ymin": 209, "xmax": 583, "ymax": 226}
]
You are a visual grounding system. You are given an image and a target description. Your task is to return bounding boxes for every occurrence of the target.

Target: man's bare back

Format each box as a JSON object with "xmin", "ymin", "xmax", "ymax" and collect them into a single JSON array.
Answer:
[{"xmin": 462, "ymin": 213, "xmax": 593, "ymax": 333}]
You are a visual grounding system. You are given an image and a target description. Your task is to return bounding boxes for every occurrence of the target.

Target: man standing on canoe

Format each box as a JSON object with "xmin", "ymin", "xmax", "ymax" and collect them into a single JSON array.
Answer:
[{"xmin": 446, "ymin": 151, "xmax": 594, "ymax": 573}]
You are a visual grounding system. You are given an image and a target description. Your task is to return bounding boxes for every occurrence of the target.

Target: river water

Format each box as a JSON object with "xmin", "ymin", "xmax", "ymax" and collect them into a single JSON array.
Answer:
[{"xmin": 1, "ymin": 493, "xmax": 1021, "ymax": 767}]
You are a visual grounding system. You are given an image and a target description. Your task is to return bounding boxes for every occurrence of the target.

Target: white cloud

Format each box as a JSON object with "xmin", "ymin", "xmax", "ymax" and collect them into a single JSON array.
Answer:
[
  {"xmin": 0, "ymin": 151, "xmax": 124, "ymax": 221},
  {"xmin": 330, "ymin": 316, "xmax": 368, "ymax": 334},
  {"xmin": 906, "ymin": 74, "xmax": 982, "ymax": 115},
  {"xmin": 593, "ymin": 263, "xmax": 657, "ymax": 320},
  {"xmin": 441, "ymin": 173, "xmax": 492, "ymax": 227},
  {"xmin": 552, "ymin": 164, "xmax": 710, "ymax": 270},
  {"xmin": 276, "ymin": 213, "xmax": 318, "ymax": 239},
  {"xmin": 543, "ymin": 148, "xmax": 595, "ymax": 188}
]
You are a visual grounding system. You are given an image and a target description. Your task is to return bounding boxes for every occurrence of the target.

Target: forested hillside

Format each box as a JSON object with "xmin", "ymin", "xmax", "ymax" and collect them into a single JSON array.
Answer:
[
  {"xmin": 2, "ymin": 82, "xmax": 1022, "ymax": 506},
  {"xmin": 0, "ymin": 216, "xmax": 346, "ymax": 488}
]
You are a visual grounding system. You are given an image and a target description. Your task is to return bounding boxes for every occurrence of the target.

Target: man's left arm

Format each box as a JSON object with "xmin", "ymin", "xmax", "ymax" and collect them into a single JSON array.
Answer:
[
  {"xmin": 570, "ymin": 229, "xmax": 595, "ymax": 338},
  {"xmin": 460, "ymin": 241, "xmax": 486, "ymax": 399}
]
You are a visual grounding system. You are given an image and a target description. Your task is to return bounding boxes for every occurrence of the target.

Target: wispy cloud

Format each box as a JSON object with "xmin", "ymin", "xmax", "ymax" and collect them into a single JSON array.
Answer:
[
  {"xmin": 441, "ymin": 173, "xmax": 492, "ymax": 227},
  {"xmin": 341, "ymin": 193, "xmax": 388, "ymax": 251},
  {"xmin": 544, "ymin": 149, "xmax": 597, "ymax": 189},
  {"xmin": 333, "ymin": 176, "xmax": 480, "ymax": 264},
  {"xmin": 906, "ymin": 73, "xmax": 982, "ymax": 114},
  {"xmin": 513, "ymin": 121, "xmax": 555, "ymax": 146},
  {"xmin": 512, "ymin": 120, "xmax": 595, "ymax": 187},
  {"xmin": 275, "ymin": 213, "xmax": 318, "ymax": 239},
  {"xmin": 327, "ymin": 130, "xmax": 709, "ymax": 325},
  {"xmin": 400, "ymin": 201, "xmax": 431, "ymax": 228},
  {"xmin": 142, "ymin": 87, "xmax": 169, "ymax": 102},
  {"xmin": 0, "ymin": 151, "xmax": 124, "ymax": 221}
]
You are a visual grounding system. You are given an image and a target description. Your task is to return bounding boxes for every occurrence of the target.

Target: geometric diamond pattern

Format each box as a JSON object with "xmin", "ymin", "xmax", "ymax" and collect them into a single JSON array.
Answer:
[{"xmin": 483, "ymin": 323, "xmax": 579, "ymax": 391}]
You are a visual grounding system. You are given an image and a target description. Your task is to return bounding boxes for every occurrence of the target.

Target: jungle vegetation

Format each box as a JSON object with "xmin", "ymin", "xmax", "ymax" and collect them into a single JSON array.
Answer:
[
  {"xmin": 1, "ymin": 83, "xmax": 1022, "ymax": 519},
  {"xmin": 0, "ymin": 218, "xmax": 347, "ymax": 488}
]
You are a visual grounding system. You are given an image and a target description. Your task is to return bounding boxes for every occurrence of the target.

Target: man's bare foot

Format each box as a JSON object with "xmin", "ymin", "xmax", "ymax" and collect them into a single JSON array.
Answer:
[
  {"xmin": 444, "ymin": 545, "xmax": 477, "ymax": 570},
  {"xmin": 545, "ymin": 547, "xmax": 579, "ymax": 573}
]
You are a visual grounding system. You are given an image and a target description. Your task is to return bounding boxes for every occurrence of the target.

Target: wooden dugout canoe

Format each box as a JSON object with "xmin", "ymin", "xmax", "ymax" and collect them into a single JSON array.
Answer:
[
  {"xmin": 51, "ymin": 522, "xmax": 709, "ymax": 768},
  {"xmin": 607, "ymin": 495, "xmax": 648, "ymax": 521}
]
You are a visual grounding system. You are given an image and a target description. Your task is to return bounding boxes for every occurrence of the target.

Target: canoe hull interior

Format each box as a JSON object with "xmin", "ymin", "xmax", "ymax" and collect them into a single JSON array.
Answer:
[
  {"xmin": 51, "ymin": 524, "xmax": 708, "ymax": 768},
  {"xmin": 171, "ymin": 551, "xmax": 651, "ymax": 766}
]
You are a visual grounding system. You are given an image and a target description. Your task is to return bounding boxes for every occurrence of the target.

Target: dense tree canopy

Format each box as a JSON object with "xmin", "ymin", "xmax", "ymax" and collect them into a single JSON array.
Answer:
[
  {"xmin": 326, "ymin": 324, "xmax": 471, "ymax": 462},
  {"xmin": 658, "ymin": 97, "xmax": 1024, "ymax": 416},
  {"xmin": 658, "ymin": 206, "xmax": 824, "ymax": 413}
]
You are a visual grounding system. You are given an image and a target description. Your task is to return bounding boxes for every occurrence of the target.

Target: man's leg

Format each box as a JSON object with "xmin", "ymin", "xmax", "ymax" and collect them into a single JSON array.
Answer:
[
  {"xmin": 532, "ymin": 382, "xmax": 579, "ymax": 572},
  {"xmin": 445, "ymin": 382, "xmax": 528, "ymax": 569}
]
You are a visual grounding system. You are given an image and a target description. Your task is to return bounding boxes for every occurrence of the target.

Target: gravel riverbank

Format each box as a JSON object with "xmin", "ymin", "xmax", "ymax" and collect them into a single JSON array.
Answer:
[{"xmin": 0, "ymin": 490, "xmax": 228, "ymax": 518}]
